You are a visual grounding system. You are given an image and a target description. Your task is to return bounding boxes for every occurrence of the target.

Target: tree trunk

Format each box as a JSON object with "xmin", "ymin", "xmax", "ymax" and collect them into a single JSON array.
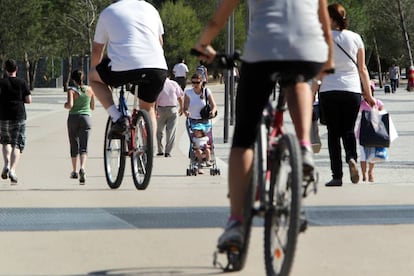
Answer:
[
  {"xmin": 24, "ymin": 52, "xmax": 31, "ymax": 88},
  {"xmin": 373, "ymin": 36, "xmax": 383, "ymax": 88},
  {"xmin": 397, "ymin": 0, "xmax": 413, "ymax": 67}
]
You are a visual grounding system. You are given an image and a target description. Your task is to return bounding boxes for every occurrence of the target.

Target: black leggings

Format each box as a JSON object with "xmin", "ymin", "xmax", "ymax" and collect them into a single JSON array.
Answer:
[
  {"xmin": 319, "ymin": 91, "xmax": 361, "ymax": 179},
  {"xmin": 67, "ymin": 114, "xmax": 92, "ymax": 157},
  {"xmin": 232, "ymin": 61, "xmax": 323, "ymax": 149}
]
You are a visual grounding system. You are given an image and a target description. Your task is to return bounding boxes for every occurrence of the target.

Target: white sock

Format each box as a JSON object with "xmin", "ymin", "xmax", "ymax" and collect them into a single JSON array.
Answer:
[{"xmin": 107, "ymin": 105, "xmax": 121, "ymax": 122}]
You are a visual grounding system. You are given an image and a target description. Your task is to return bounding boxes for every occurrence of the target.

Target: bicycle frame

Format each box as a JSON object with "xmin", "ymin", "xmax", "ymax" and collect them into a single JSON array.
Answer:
[
  {"xmin": 255, "ymin": 88, "xmax": 288, "ymax": 214},
  {"xmin": 117, "ymin": 85, "xmax": 140, "ymax": 157}
]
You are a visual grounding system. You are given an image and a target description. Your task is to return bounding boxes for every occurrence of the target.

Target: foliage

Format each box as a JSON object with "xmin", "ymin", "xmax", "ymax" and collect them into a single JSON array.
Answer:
[
  {"xmin": 0, "ymin": 0, "xmax": 412, "ymax": 87},
  {"xmin": 329, "ymin": 0, "xmax": 414, "ymax": 70},
  {"xmin": 160, "ymin": 0, "xmax": 202, "ymax": 73}
]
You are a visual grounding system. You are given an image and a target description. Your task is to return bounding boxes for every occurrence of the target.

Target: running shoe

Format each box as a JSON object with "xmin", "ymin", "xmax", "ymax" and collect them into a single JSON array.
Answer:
[
  {"xmin": 9, "ymin": 171, "xmax": 18, "ymax": 184},
  {"xmin": 70, "ymin": 171, "xmax": 78, "ymax": 179},
  {"xmin": 1, "ymin": 167, "xmax": 9, "ymax": 179},
  {"xmin": 301, "ymin": 146, "xmax": 314, "ymax": 177},
  {"xmin": 79, "ymin": 169, "xmax": 86, "ymax": 184},
  {"xmin": 217, "ymin": 220, "xmax": 244, "ymax": 251},
  {"xmin": 108, "ymin": 117, "xmax": 128, "ymax": 138}
]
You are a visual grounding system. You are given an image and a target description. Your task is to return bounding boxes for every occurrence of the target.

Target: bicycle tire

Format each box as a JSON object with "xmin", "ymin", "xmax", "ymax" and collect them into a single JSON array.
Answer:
[
  {"xmin": 103, "ymin": 117, "xmax": 126, "ymax": 189},
  {"xmin": 264, "ymin": 133, "xmax": 302, "ymax": 276},
  {"xmin": 131, "ymin": 109, "xmax": 153, "ymax": 190}
]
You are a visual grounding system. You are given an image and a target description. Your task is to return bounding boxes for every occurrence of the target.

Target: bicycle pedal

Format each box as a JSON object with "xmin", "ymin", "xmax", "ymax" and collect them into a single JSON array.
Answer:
[{"xmin": 303, "ymin": 170, "xmax": 318, "ymax": 196}]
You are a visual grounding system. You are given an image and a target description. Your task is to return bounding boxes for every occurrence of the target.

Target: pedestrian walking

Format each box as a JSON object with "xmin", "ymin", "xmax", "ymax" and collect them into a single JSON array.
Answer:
[
  {"xmin": 318, "ymin": 3, "xmax": 376, "ymax": 187},
  {"xmin": 196, "ymin": 61, "xmax": 208, "ymax": 87},
  {"xmin": 389, "ymin": 63, "xmax": 400, "ymax": 93},
  {"xmin": 172, "ymin": 58, "xmax": 189, "ymax": 91},
  {"xmin": 156, "ymin": 77, "xmax": 184, "ymax": 157},
  {"xmin": 183, "ymin": 73, "xmax": 217, "ymax": 125},
  {"xmin": 357, "ymin": 81, "xmax": 384, "ymax": 182},
  {"xmin": 0, "ymin": 59, "xmax": 32, "ymax": 184},
  {"xmin": 64, "ymin": 69, "xmax": 95, "ymax": 184}
]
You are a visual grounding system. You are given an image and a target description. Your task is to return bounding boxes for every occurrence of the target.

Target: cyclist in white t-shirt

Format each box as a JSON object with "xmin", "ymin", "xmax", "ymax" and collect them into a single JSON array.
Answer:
[{"xmin": 89, "ymin": 0, "xmax": 168, "ymax": 138}]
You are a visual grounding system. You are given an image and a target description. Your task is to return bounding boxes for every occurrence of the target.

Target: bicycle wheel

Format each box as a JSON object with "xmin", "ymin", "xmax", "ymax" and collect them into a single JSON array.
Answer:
[
  {"xmin": 103, "ymin": 117, "xmax": 126, "ymax": 189},
  {"xmin": 131, "ymin": 109, "xmax": 153, "ymax": 190},
  {"xmin": 264, "ymin": 133, "xmax": 302, "ymax": 276}
]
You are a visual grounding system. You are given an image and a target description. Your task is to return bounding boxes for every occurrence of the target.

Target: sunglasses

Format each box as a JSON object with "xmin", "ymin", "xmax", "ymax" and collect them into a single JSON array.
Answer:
[{"xmin": 192, "ymin": 81, "xmax": 201, "ymax": 84}]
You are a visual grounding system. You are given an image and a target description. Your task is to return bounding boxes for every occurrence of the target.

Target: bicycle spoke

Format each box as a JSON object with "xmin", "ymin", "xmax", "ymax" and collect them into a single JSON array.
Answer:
[
  {"xmin": 131, "ymin": 110, "xmax": 153, "ymax": 190},
  {"xmin": 103, "ymin": 117, "xmax": 126, "ymax": 189}
]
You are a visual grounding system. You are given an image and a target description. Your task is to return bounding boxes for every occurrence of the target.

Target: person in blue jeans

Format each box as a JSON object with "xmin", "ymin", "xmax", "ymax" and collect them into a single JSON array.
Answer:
[{"xmin": 193, "ymin": 0, "xmax": 334, "ymax": 253}]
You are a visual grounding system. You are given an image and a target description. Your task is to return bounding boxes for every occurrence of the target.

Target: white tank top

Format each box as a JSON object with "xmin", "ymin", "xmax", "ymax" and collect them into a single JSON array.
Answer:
[{"xmin": 186, "ymin": 88, "xmax": 211, "ymax": 120}]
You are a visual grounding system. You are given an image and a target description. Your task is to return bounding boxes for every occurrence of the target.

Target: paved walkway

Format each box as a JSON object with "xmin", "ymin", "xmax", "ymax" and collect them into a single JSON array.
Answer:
[{"xmin": 0, "ymin": 83, "xmax": 413, "ymax": 275}]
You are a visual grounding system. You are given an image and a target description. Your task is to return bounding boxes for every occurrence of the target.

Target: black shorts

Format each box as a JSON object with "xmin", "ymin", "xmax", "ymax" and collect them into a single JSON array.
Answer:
[
  {"xmin": 96, "ymin": 58, "xmax": 168, "ymax": 103},
  {"xmin": 232, "ymin": 60, "xmax": 324, "ymax": 149}
]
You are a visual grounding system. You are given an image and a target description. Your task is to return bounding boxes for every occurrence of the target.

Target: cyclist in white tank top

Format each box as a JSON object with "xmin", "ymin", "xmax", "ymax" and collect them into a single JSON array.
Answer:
[{"xmin": 193, "ymin": 0, "xmax": 334, "ymax": 251}]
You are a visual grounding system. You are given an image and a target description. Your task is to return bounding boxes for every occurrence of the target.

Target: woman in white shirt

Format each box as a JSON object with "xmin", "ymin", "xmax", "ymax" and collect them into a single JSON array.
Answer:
[{"xmin": 319, "ymin": 3, "xmax": 375, "ymax": 187}]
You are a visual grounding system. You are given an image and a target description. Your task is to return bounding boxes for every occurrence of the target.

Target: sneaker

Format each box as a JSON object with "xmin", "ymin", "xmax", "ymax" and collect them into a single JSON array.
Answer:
[
  {"xmin": 9, "ymin": 171, "xmax": 18, "ymax": 184},
  {"xmin": 1, "ymin": 167, "xmax": 9, "ymax": 179},
  {"xmin": 348, "ymin": 158, "xmax": 359, "ymax": 184},
  {"xmin": 108, "ymin": 117, "xmax": 128, "ymax": 138},
  {"xmin": 301, "ymin": 146, "xmax": 314, "ymax": 177},
  {"xmin": 217, "ymin": 220, "xmax": 244, "ymax": 251},
  {"xmin": 164, "ymin": 153, "xmax": 171, "ymax": 157},
  {"xmin": 156, "ymin": 152, "xmax": 164, "ymax": 156},
  {"xmin": 79, "ymin": 169, "xmax": 86, "ymax": 184},
  {"xmin": 70, "ymin": 171, "xmax": 78, "ymax": 179},
  {"xmin": 325, "ymin": 178, "xmax": 343, "ymax": 187}
]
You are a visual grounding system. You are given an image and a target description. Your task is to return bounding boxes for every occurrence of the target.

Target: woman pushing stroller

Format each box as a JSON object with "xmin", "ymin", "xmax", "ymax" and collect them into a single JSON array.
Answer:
[
  {"xmin": 183, "ymin": 73, "xmax": 217, "ymax": 124},
  {"xmin": 184, "ymin": 73, "xmax": 220, "ymax": 176}
]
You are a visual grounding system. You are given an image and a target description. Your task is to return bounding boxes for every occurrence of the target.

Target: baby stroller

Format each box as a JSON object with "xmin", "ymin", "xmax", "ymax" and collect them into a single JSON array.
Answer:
[{"xmin": 185, "ymin": 119, "xmax": 220, "ymax": 176}]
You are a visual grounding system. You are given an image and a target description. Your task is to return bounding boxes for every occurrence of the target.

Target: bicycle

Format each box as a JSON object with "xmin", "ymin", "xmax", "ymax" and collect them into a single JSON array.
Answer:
[
  {"xmin": 190, "ymin": 49, "xmax": 332, "ymax": 275},
  {"xmin": 103, "ymin": 84, "xmax": 153, "ymax": 190}
]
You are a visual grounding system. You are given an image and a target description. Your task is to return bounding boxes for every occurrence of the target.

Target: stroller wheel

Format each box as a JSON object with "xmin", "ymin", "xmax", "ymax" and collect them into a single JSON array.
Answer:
[
  {"xmin": 217, "ymin": 169, "xmax": 221, "ymax": 176},
  {"xmin": 186, "ymin": 169, "xmax": 191, "ymax": 176}
]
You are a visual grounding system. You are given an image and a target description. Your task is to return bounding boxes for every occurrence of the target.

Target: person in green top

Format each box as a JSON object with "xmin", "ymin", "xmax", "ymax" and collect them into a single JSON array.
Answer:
[{"xmin": 64, "ymin": 69, "xmax": 95, "ymax": 184}]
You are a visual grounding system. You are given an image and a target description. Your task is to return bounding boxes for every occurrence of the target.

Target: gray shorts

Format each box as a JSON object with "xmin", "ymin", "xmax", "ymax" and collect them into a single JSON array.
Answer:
[{"xmin": 0, "ymin": 120, "xmax": 26, "ymax": 152}]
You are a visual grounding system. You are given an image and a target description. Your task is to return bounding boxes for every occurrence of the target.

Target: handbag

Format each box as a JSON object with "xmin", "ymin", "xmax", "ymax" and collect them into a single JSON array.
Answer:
[
  {"xmin": 200, "ymin": 88, "xmax": 217, "ymax": 120},
  {"xmin": 359, "ymin": 109, "xmax": 390, "ymax": 147}
]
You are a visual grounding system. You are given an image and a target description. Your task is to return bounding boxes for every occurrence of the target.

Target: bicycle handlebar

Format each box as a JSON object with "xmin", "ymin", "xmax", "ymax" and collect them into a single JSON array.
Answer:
[
  {"xmin": 190, "ymin": 48, "xmax": 335, "ymax": 74},
  {"xmin": 190, "ymin": 48, "xmax": 241, "ymax": 70}
]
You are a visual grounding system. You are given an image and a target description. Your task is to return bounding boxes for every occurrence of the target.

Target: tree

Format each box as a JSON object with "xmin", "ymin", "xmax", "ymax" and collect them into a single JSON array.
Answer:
[
  {"xmin": 160, "ymin": 1, "xmax": 202, "ymax": 73},
  {"xmin": 0, "ymin": 0, "xmax": 44, "ymax": 87}
]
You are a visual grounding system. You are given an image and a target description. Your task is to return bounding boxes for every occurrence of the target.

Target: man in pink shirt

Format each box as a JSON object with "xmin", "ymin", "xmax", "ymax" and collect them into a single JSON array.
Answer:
[{"xmin": 156, "ymin": 77, "xmax": 184, "ymax": 157}]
